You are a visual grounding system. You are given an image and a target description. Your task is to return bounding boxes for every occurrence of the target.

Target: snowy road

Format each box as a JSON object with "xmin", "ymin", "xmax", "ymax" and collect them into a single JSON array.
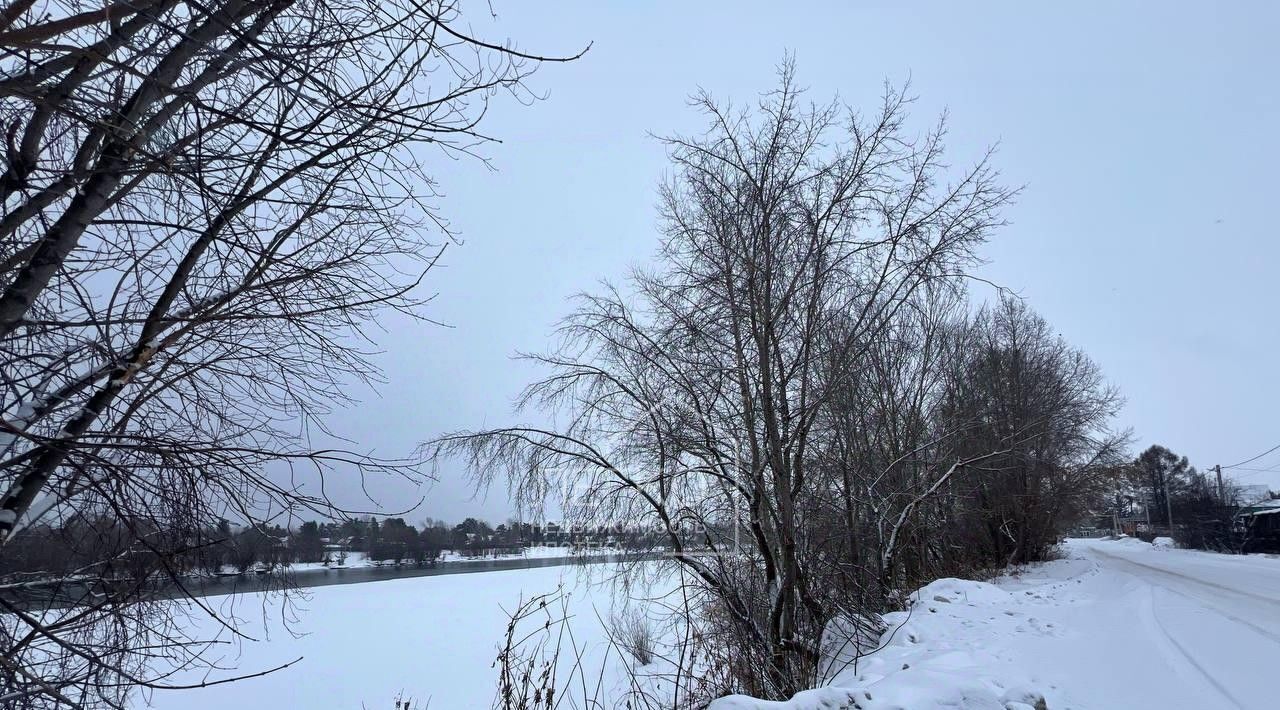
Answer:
[{"xmin": 1065, "ymin": 539, "xmax": 1280, "ymax": 709}]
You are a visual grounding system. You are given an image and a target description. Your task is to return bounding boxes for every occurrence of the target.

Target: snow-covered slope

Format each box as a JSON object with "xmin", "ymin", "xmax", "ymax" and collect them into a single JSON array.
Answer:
[
  {"xmin": 712, "ymin": 538, "xmax": 1280, "ymax": 710},
  {"xmin": 711, "ymin": 562, "xmax": 1083, "ymax": 710}
]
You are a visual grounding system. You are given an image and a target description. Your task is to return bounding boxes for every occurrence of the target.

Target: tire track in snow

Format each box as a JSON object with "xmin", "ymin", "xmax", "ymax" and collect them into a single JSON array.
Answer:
[
  {"xmin": 1089, "ymin": 546, "xmax": 1280, "ymax": 709},
  {"xmin": 1140, "ymin": 585, "xmax": 1249, "ymax": 710},
  {"xmin": 1092, "ymin": 549, "xmax": 1280, "ymax": 609},
  {"xmin": 1092, "ymin": 548, "xmax": 1280, "ymax": 644}
]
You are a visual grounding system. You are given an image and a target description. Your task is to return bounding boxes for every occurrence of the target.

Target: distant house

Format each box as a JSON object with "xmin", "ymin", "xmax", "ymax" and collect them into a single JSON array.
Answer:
[
  {"xmin": 1234, "ymin": 499, "xmax": 1280, "ymax": 552},
  {"xmin": 543, "ymin": 523, "xmax": 569, "ymax": 545},
  {"xmin": 1115, "ymin": 514, "xmax": 1165, "ymax": 538},
  {"xmin": 1234, "ymin": 484, "xmax": 1272, "ymax": 505},
  {"xmin": 323, "ymin": 536, "xmax": 353, "ymax": 552}
]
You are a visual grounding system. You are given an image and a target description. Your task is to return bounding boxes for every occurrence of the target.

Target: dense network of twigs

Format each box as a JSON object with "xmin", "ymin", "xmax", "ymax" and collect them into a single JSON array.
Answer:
[
  {"xmin": 0, "ymin": 0, "xmax": 580, "ymax": 706},
  {"xmin": 434, "ymin": 64, "xmax": 1127, "ymax": 704}
]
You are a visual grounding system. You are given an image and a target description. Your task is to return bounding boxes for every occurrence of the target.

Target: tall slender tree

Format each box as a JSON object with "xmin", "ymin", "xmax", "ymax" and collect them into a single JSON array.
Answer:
[
  {"xmin": 1134, "ymin": 444, "xmax": 1194, "ymax": 527},
  {"xmin": 434, "ymin": 63, "xmax": 1017, "ymax": 701}
]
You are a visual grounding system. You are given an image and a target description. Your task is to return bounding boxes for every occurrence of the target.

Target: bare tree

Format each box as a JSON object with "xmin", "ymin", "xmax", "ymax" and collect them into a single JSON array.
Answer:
[
  {"xmin": 808, "ymin": 287, "xmax": 1127, "ymax": 625},
  {"xmin": 936, "ymin": 296, "xmax": 1128, "ymax": 566},
  {"xmin": 433, "ymin": 63, "xmax": 1016, "ymax": 701},
  {"xmin": 0, "ymin": 0, "xmax": 581, "ymax": 705},
  {"xmin": 811, "ymin": 285, "xmax": 971, "ymax": 601}
]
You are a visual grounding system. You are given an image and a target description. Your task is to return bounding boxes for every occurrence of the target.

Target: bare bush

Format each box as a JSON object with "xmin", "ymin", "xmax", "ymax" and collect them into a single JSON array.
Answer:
[
  {"xmin": 493, "ymin": 587, "xmax": 604, "ymax": 710},
  {"xmin": 609, "ymin": 607, "xmax": 657, "ymax": 667}
]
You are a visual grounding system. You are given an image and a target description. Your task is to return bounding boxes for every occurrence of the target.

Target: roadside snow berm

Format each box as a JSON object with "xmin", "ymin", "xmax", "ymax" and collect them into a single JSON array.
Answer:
[{"xmin": 707, "ymin": 571, "xmax": 1073, "ymax": 710}]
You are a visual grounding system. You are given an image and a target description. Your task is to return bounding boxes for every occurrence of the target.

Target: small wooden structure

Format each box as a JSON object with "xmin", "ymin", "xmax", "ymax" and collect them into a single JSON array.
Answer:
[{"xmin": 1234, "ymin": 500, "xmax": 1280, "ymax": 552}]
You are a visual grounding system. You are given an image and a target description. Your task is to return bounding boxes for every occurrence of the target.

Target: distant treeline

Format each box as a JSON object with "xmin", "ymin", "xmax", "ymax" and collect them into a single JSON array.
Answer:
[{"xmin": 0, "ymin": 514, "xmax": 672, "ymax": 582}]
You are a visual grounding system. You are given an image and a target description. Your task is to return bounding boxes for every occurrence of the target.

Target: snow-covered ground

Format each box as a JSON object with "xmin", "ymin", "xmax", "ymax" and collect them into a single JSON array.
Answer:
[
  {"xmin": 139, "ymin": 538, "xmax": 1280, "ymax": 709},
  {"xmin": 714, "ymin": 537, "xmax": 1280, "ymax": 710},
  {"xmin": 135, "ymin": 562, "xmax": 657, "ymax": 709}
]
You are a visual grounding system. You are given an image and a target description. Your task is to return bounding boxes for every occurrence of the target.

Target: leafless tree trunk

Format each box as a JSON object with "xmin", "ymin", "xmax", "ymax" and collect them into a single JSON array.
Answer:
[
  {"xmin": 0, "ymin": 1, "xmax": 581, "ymax": 705},
  {"xmin": 432, "ymin": 62, "xmax": 1015, "ymax": 701}
]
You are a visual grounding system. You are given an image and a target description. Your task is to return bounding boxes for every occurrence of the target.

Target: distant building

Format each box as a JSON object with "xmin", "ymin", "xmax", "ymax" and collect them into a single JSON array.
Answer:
[
  {"xmin": 323, "ymin": 536, "xmax": 353, "ymax": 552},
  {"xmin": 1234, "ymin": 484, "xmax": 1272, "ymax": 505},
  {"xmin": 1234, "ymin": 499, "xmax": 1280, "ymax": 552}
]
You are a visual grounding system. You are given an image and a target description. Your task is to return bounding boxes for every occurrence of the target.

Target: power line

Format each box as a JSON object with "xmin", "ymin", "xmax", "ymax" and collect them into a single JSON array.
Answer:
[
  {"xmin": 1222, "ymin": 442, "xmax": 1280, "ymax": 470},
  {"xmin": 1232, "ymin": 472, "xmax": 1274, "ymax": 481},
  {"xmin": 1229, "ymin": 464, "xmax": 1280, "ymax": 473},
  {"xmin": 1230, "ymin": 467, "xmax": 1280, "ymax": 480}
]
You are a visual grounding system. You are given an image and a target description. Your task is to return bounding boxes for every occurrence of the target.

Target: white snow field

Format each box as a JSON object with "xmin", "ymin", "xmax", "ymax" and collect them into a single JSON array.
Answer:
[
  {"xmin": 138, "ymin": 539, "xmax": 1279, "ymax": 709},
  {"xmin": 135, "ymin": 563, "xmax": 659, "ymax": 709},
  {"xmin": 713, "ymin": 538, "xmax": 1280, "ymax": 710}
]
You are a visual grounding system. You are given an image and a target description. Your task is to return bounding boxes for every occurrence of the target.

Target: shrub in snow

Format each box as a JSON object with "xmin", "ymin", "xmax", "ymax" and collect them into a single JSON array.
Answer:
[
  {"xmin": 494, "ymin": 588, "xmax": 606, "ymax": 709},
  {"xmin": 610, "ymin": 607, "xmax": 658, "ymax": 666}
]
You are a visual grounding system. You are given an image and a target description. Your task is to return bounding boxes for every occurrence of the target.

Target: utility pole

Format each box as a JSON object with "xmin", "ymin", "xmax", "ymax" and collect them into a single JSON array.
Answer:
[
  {"xmin": 1213, "ymin": 464, "xmax": 1224, "ymax": 504},
  {"xmin": 1165, "ymin": 477, "xmax": 1175, "ymax": 535}
]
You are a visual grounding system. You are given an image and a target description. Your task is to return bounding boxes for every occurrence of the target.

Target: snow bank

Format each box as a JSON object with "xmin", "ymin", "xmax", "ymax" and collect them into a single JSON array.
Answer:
[
  {"xmin": 912, "ymin": 576, "xmax": 1012, "ymax": 606},
  {"xmin": 707, "ymin": 574, "xmax": 1070, "ymax": 710},
  {"xmin": 712, "ymin": 675, "xmax": 1046, "ymax": 710},
  {"xmin": 1152, "ymin": 536, "xmax": 1175, "ymax": 549},
  {"xmin": 714, "ymin": 538, "xmax": 1280, "ymax": 710}
]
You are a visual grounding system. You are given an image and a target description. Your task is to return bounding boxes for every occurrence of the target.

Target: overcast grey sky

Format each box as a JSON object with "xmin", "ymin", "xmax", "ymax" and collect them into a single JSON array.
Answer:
[{"xmin": 324, "ymin": 1, "xmax": 1280, "ymax": 522}]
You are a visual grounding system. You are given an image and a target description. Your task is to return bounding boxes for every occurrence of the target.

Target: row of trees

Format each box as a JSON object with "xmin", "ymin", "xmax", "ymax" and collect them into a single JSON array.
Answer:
[
  {"xmin": 1106, "ymin": 444, "xmax": 1276, "ymax": 551},
  {"xmin": 436, "ymin": 66, "xmax": 1128, "ymax": 704},
  {"xmin": 1, "ymin": 515, "xmax": 547, "ymax": 581},
  {"xmin": 292, "ymin": 517, "xmax": 449, "ymax": 565}
]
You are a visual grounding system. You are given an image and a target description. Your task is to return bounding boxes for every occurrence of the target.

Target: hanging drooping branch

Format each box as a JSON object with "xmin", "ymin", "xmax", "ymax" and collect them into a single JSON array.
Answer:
[
  {"xmin": 0, "ymin": 0, "xmax": 583, "ymax": 705},
  {"xmin": 433, "ymin": 61, "xmax": 1021, "ymax": 702}
]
